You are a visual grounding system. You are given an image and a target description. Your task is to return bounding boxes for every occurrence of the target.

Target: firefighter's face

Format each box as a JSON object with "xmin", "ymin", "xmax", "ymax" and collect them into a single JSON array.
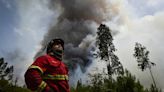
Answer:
[{"xmin": 52, "ymin": 43, "xmax": 63, "ymax": 51}]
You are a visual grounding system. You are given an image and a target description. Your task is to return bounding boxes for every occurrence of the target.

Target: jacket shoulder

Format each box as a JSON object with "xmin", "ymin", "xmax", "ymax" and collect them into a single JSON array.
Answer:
[
  {"xmin": 32, "ymin": 55, "xmax": 51, "ymax": 66},
  {"xmin": 44, "ymin": 55, "xmax": 62, "ymax": 67}
]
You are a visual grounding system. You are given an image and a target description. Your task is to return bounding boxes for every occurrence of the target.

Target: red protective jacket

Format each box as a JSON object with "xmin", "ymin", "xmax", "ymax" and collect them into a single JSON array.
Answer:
[{"xmin": 25, "ymin": 54, "xmax": 70, "ymax": 92}]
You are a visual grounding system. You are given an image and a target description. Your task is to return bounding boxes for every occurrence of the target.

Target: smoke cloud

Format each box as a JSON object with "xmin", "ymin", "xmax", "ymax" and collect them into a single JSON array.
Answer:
[{"xmin": 34, "ymin": 0, "xmax": 122, "ymax": 85}]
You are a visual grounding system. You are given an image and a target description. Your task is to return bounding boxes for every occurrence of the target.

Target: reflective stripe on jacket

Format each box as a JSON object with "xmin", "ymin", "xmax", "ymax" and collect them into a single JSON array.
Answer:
[
  {"xmin": 43, "ymin": 74, "xmax": 68, "ymax": 80},
  {"xmin": 25, "ymin": 54, "xmax": 70, "ymax": 92}
]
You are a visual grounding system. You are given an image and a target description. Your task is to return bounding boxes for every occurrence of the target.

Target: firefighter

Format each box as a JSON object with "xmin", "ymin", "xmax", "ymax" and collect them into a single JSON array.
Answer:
[{"xmin": 25, "ymin": 38, "xmax": 70, "ymax": 92}]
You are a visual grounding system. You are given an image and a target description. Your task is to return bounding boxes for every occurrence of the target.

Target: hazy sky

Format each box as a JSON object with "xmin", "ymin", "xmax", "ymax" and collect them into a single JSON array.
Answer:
[{"xmin": 0, "ymin": 0, "xmax": 164, "ymax": 90}]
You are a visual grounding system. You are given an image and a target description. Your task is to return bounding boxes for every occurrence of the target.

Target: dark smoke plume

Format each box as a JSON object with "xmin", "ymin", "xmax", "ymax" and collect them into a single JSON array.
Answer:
[{"xmin": 35, "ymin": 0, "xmax": 120, "ymax": 85}]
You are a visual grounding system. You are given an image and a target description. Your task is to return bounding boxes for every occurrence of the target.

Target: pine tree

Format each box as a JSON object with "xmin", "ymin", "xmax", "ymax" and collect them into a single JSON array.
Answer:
[
  {"xmin": 0, "ymin": 58, "xmax": 30, "ymax": 92},
  {"xmin": 96, "ymin": 24, "xmax": 124, "ymax": 76},
  {"xmin": 0, "ymin": 58, "xmax": 14, "ymax": 81},
  {"xmin": 133, "ymin": 42, "xmax": 157, "ymax": 88}
]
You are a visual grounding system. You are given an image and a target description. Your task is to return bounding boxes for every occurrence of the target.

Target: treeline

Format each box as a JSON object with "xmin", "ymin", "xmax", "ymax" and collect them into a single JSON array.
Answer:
[
  {"xmin": 0, "ymin": 58, "xmax": 30, "ymax": 92},
  {"xmin": 0, "ymin": 56, "xmax": 160, "ymax": 92},
  {"xmin": 70, "ymin": 69, "xmax": 161, "ymax": 92}
]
